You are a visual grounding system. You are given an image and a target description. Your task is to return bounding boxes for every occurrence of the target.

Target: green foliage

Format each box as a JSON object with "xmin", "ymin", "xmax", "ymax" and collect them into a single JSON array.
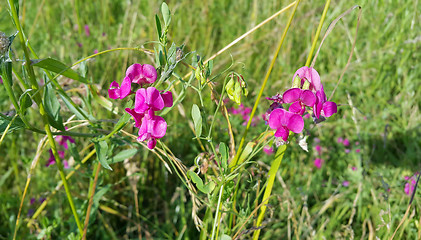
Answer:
[{"xmin": 0, "ymin": 0, "xmax": 420, "ymax": 239}]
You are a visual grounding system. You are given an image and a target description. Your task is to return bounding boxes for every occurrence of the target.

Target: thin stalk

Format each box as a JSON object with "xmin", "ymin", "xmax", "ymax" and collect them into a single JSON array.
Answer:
[
  {"xmin": 208, "ymin": 75, "xmax": 229, "ymax": 138},
  {"xmin": 304, "ymin": 0, "xmax": 331, "ymax": 67},
  {"xmin": 0, "ymin": 114, "xmax": 17, "ymax": 146},
  {"xmin": 8, "ymin": 0, "xmax": 83, "ymax": 234},
  {"xmin": 229, "ymin": 0, "xmax": 301, "ymax": 169},
  {"xmin": 252, "ymin": 145, "xmax": 287, "ymax": 240},
  {"xmin": 82, "ymin": 162, "xmax": 102, "ymax": 240},
  {"xmin": 211, "ymin": 185, "xmax": 224, "ymax": 240}
]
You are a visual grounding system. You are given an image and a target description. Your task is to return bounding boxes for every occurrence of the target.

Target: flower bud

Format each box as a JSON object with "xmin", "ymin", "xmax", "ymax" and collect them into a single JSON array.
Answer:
[{"xmin": 0, "ymin": 32, "xmax": 9, "ymax": 56}]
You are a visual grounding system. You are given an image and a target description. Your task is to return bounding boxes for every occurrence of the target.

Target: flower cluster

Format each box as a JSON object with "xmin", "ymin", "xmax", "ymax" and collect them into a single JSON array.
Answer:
[
  {"xmin": 266, "ymin": 67, "xmax": 337, "ymax": 143},
  {"xmin": 404, "ymin": 173, "xmax": 418, "ymax": 196},
  {"xmin": 108, "ymin": 64, "xmax": 173, "ymax": 149},
  {"xmin": 228, "ymin": 104, "xmax": 258, "ymax": 126},
  {"xmin": 46, "ymin": 133, "xmax": 74, "ymax": 168}
]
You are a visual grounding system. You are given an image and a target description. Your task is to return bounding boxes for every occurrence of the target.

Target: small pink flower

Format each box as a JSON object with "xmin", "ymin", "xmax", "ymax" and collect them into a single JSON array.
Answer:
[
  {"xmin": 135, "ymin": 87, "xmax": 165, "ymax": 114},
  {"xmin": 94, "ymin": 49, "xmax": 98, "ymax": 54},
  {"xmin": 351, "ymin": 166, "xmax": 357, "ymax": 171},
  {"xmin": 108, "ymin": 77, "xmax": 132, "ymax": 99},
  {"xmin": 404, "ymin": 175, "xmax": 417, "ymax": 196},
  {"xmin": 77, "ymin": 42, "xmax": 82, "ymax": 48},
  {"xmin": 138, "ymin": 114, "xmax": 167, "ymax": 149},
  {"xmin": 314, "ymin": 158, "xmax": 323, "ymax": 169},
  {"xmin": 355, "ymin": 141, "xmax": 360, "ymax": 146},
  {"xmin": 345, "ymin": 149, "xmax": 350, "ymax": 154},
  {"xmin": 56, "ymin": 134, "xmax": 75, "ymax": 150},
  {"xmin": 30, "ymin": 198, "xmax": 36, "ymax": 205},
  {"xmin": 84, "ymin": 25, "xmax": 90, "ymax": 36},
  {"xmin": 126, "ymin": 63, "xmax": 157, "ymax": 85},
  {"xmin": 0, "ymin": 76, "xmax": 3, "ymax": 84},
  {"xmin": 268, "ymin": 108, "xmax": 304, "ymax": 141},
  {"xmin": 283, "ymin": 88, "xmax": 316, "ymax": 115},
  {"xmin": 337, "ymin": 137, "xmax": 343, "ymax": 143},
  {"xmin": 263, "ymin": 145, "xmax": 274, "ymax": 155},
  {"xmin": 342, "ymin": 181, "xmax": 350, "ymax": 187},
  {"xmin": 315, "ymin": 145, "xmax": 322, "ymax": 154},
  {"xmin": 355, "ymin": 149, "xmax": 361, "ymax": 153},
  {"xmin": 343, "ymin": 138, "xmax": 350, "ymax": 147},
  {"xmin": 63, "ymin": 160, "xmax": 69, "ymax": 169}
]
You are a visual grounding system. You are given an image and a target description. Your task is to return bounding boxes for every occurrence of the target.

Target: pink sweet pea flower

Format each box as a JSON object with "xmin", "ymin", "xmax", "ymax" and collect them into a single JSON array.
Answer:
[
  {"xmin": 126, "ymin": 63, "xmax": 157, "ymax": 85},
  {"xmin": 56, "ymin": 134, "xmax": 75, "ymax": 150},
  {"xmin": 108, "ymin": 77, "xmax": 132, "ymax": 99},
  {"xmin": 343, "ymin": 138, "xmax": 350, "ymax": 147},
  {"xmin": 160, "ymin": 91, "xmax": 174, "ymax": 108},
  {"xmin": 314, "ymin": 87, "xmax": 337, "ymax": 119},
  {"xmin": 268, "ymin": 108, "xmax": 304, "ymax": 141},
  {"xmin": 135, "ymin": 87, "xmax": 165, "ymax": 113},
  {"xmin": 342, "ymin": 181, "xmax": 350, "ymax": 187},
  {"xmin": 125, "ymin": 108, "xmax": 144, "ymax": 128},
  {"xmin": 283, "ymin": 88, "xmax": 316, "ymax": 115},
  {"xmin": 138, "ymin": 114, "xmax": 167, "ymax": 149},
  {"xmin": 292, "ymin": 67, "xmax": 322, "ymax": 92}
]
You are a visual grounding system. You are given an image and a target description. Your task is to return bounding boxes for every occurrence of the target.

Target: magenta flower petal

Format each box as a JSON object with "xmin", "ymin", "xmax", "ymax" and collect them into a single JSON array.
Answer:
[
  {"xmin": 142, "ymin": 64, "xmax": 158, "ymax": 84},
  {"xmin": 289, "ymin": 102, "xmax": 303, "ymax": 115},
  {"xmin": 161, "ymin": 91, "xmax": 173, "ymax": 107},
  {"xmin": 125, "ymin": 108, "xmax": 144, "ymax": 128},
  {"xmin": 322, "ymin": 101, "xmax": 337, "ymax": 117},
  {"xmin": 287, "ymin": 114, "xmax": 304, "ymax": 133},
  {"xmin": 283, "ymin": 88, "xmax": 301, "ymax": 103},
  {"xmin": 268, "ymin": 108, "xmax": 284, "ymax": 130},
  {"xmin": 146, "ymin": 87, "xmax": 164, "ymax": 111},
  {"xmin": 292, "ymin": 67, "xmax": 322, "ymax": 91},
  {"xmin": 149, "ymin": 116, "xmax": 167, "ymax": 138},
  {"xmin": 126, "ymin": 63, "xmax": 143, "ymax": 84},
  {"xmin": 134, "ymin": 88, "xmax": 148, "ymax": 113},
  {"xmin": 147, "ymin": 138, "xmax": 157, "ymax": 149},
  {"xmin": 301, "ymin": 90, "xmax": 316, "ymax": 106},
  {"xmin": 274, "ymin": 126, "xmax": 289, "ymax": 141},
  {"xmin": 108, "ymin": 81, "xmax": 120, "ymax": 99},
  {"xmin": 120, "ymin": 77, "xmax": 132, "ymax": 99}
]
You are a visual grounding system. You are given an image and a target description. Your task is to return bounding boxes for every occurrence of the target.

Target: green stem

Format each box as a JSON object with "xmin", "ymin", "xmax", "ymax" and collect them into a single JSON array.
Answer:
[
  {"xmin": 305, "ymin": 0, "xmax": 331, "ymax": 67},
  {"xmin": 252, "ymin": 145, "xmax": 287, "ymax": 240},
  {"xmin": 8, "ymin": 0, "xmax": 83, "ymax": 235},
  {"xmin": 211, "ymin": 185, "xmax": 224, "ymax": 240},
  {"xmin": 229, "ymin": 0, "xmax": 301, "ymax": 169},
  {"xmin": 207, "ymin": 74, "xmax": 229, "ymax": 138}
]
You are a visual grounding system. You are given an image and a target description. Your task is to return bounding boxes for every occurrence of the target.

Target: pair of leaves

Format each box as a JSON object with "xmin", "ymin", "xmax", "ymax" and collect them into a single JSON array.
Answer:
[
  {"xmin": 155, "ymin": 2, "xmax": 171, "ymax": 39},
  {"xmin": 94, "ymin": 141, "xmax": 139, "ymax": 171},
  {"xmin": 187, "ymin": 170, "xmax": 215, "ymax": 194}
]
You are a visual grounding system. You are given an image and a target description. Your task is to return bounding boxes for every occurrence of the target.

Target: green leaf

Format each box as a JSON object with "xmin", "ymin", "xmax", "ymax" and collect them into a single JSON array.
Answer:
[
  {"xmin": 94, "ymin": 140, "xmax": 112, "ymax": 171},
  {"xmin": 161, "ymin": 2, "xmax": 171, "ymax": 27},
  {"xmin": 68, "ymin": 142, "xmax": 81, "ymax": 163},
  {"xmin": 32, "ymin": 58, "xmax": 88, "ymax": 84},
  {"xmin": 187, "ymin": 170, "xmax": 214, "ymax": 194},
  {"xmin": 219, "ymin": 142, "xmax": 229, "ymax": 170},
  {"xmin": 18, "ymin": 89, "xmax": 33, "ymax": 114},
  {"xmin": 0, "ymin": 114, "xmax": 25, "ymax": 134},
  {"xmin": 58, "ymin": 91, "xmax": 95, "ymax": 121},
  {"xmin": 155, "ymin": 15, "xmax": 162, "ymax": 39},
  {"xmin": 239, "ymin": 142, "xmax": 255, "ymax": 163},
  {"xmin": 191, "ymin": 104, "xmax": 202, "ymax": 138},
  {"xmin": 109, "ymin": 149, "xmax": 138, "ymax": 164},
  {"xmin": 43, "ymin": 83, "xmax": 65, "ymax": 131},
  {"xmin": 0, "ymin": 60, "xmax": 13, "ymax": 86},
  {"xmin": 220, "ymin": 234, "xmax": 232, "ymax": 240}
]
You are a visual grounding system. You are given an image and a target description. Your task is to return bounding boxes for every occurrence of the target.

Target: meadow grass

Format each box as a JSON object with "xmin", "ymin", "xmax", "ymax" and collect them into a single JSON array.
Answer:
[{"xmin": 0, "ymin": 0, "xmax": 420, "ymax": 239}]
